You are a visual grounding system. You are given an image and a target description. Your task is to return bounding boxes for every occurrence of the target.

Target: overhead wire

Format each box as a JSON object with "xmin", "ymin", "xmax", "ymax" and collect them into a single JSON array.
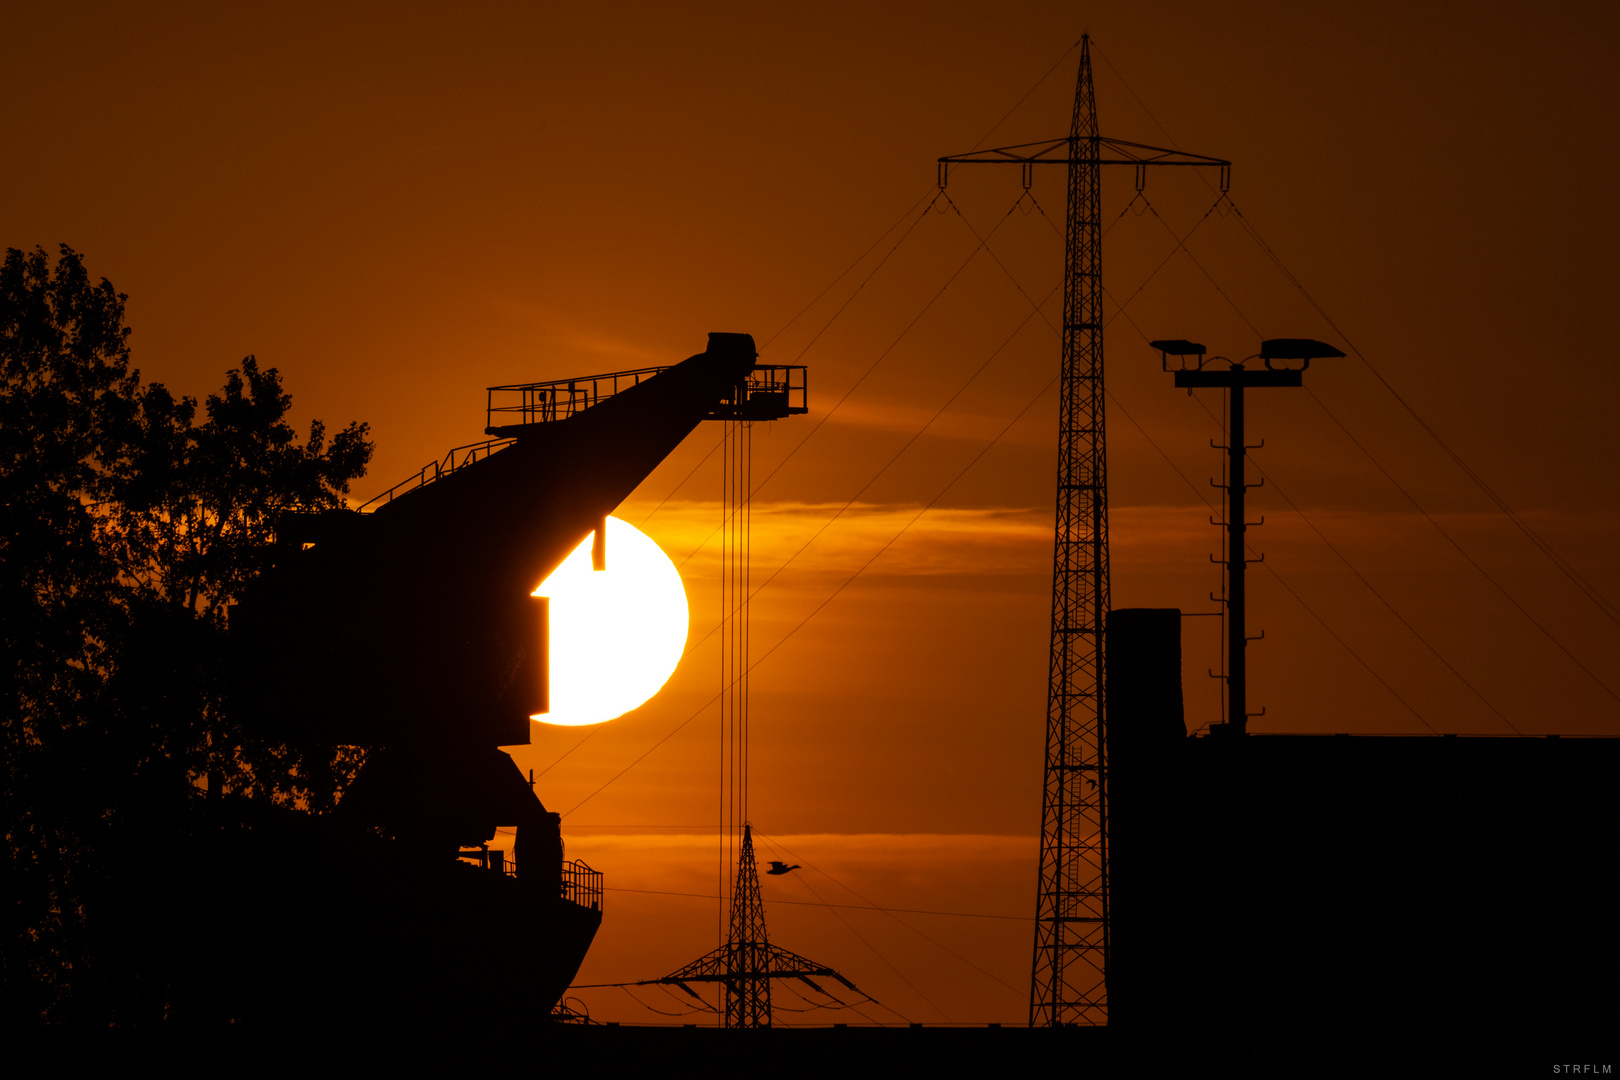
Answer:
[
  {"xmin": 638, "ymin": 430, "xmax": 725, "ymax": 527},
  {"xmin": 1228, "ymin": 199, "xmax": 1620, "ymax": 630},
  {"xmin": 1300, "ymin": 385, "xmax": 1620, "ymax": 706},
  {"xmin": 1101, "ymin": 302, "xmax": 1437, "ymax": 732},
  {"xmin": 755, "ymin": 832, "xmax": 1026, "ymax": 1003},
  {"xmin": 570, "ymin": 165, "xmax": 1482, "ymax": 812},
  {"xmin": 1102, "ymin": 194, "xmax": 1565, "ymax": 731},
  {"xmin": 760, "ymin": 960, "xmax": 891, "ymax": 1025},
  {"xmin": 758, "ymin": 23, "xmax": 1079, "ymax": 360},
  {"xmin": 1243, "ymin": 439, "xmax": 1527, "ymax": 733},
  {"xmin": 750, "ymin": 837, "xmax": 932, "ymax": 1024},
  {"xmin": 1012, "ymin": 184, "xmax": 1446, "ymax": 730},
  {"xmin": 762, "ymin": 188, "xmax": 940, "ymax": 351},
  {"xmin": 561, "ymin": 42, "xmax": 1614, "ymax": 1027},
  {"xmin": 637, "ymin": 191, "xmax": 939, "ymax": 529},
  {"xmin": 1084, "ymin": 214, "xmax": 1453, "ymax": 731},
  {"xmin": 535, "ymin": 726, "xmax": 602, "ymax": 780},
  {"xmin": 674, "ymin": 66, "xmax": 1118, "ymax": 571},
  {"xmin": 627, "ymin": 32, "xmax": 1093, "ymax": 641},
  {"xmin": 1008, "ymin": 178, "xmax": 1502, "ymax": 729},
  {"xmin": 563, "ymin": 192, "xmax": 1132, "ymax": 815},
  {"xmin": 640, "ymin": 195, "xmax": 941, "ymax": 559},
  {"xmin": 602, "ymin": 885, "xmax": 1032, "ymax": 922},
  {"xmin": 740, "ymin": 275, "xmax": 1059, "ymax": 608},
  {"xmin": 773, "ymin": 980, "xmax": 850, "ymax": 1014},
  {"xmin": 675, "ymin": 191, "xmax": 1018, "ymax": 570},
  {"xmin": 1094, "ymin": 35, "xmax": 1620, "ymax": 680},
  {"xmin": 629, "ymin": 32, "xmax": 1086, "ymax": 616},
  {"xmin": 616, "ymin": 983, "xmax": 713, "ymax": 1017},
  {"xmin": 572, "ymin": 54, "xmax": 1146, "ymax": 808},
  {"xmin": 564, "ymin": 69, "xmax": 1579, "ymax": 1033},
  {"xmin": 713, "ymin": 188, "xmax": 1148, "ymax": 626},
  {"xmin": 562, "ymin": 361, "xmax": 1059, "ymax": 819},
  {"xmin": 962, "ymin": 36, "xmax": 1086, "ymax": 154},
  {"xmin": 1120, "ymin": 191, "xmax": 1609, "ymax": 721},
  {"xmin": 655, "ymin": 983, "xmax": 717, "ymax": 1015}
]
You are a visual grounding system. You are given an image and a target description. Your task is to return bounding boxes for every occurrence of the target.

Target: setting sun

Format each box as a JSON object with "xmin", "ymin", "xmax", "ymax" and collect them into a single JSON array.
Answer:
[{"xmin": 532, "ymin": 516, "xmax": 689, "ymax": 727}]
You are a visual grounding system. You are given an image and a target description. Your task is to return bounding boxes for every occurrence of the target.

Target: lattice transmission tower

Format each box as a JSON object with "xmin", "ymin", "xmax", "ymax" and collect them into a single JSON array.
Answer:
[
  {"xmin": 938, "ymin": 37, "xmax": 1228, "ymax": 1026},
  {"xmin": 651, "ymin": 823, "xmax": 861, "ymax": 1026},
  {"xmin": 645, "ymin": 388, "xmax": 867, "ymax": 1027}
]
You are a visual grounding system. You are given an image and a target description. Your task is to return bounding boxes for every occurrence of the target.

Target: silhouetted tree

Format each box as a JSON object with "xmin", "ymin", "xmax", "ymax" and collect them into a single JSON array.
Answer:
[{"xmin": 1, "ymin": 245, "xmax": 373, "ymax": 1026}]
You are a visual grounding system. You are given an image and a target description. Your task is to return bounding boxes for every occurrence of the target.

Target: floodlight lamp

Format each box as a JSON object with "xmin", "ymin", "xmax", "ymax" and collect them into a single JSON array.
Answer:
[
  {"xmin": 1149, "ymin": 339, "xmax": 1207, "ymax": 371},
  {"xmin": 1259, "ymin": 338, "xmax": 1345, "ymax": 371}
]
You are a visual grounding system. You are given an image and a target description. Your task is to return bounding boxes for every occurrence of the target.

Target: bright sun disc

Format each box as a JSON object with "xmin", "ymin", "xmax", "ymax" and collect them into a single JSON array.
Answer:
[{"xmin": 531, "ymin": 516, "xmax": 688, "ymax": 727}]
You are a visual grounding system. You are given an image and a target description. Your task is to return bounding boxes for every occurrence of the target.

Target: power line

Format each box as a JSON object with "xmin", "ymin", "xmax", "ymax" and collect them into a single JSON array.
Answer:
[
  {"xmin": 563, "ymin": 363, "xmax": 1058, "ymax": 817},
  {"xmin": 1300, "ymin": 387, "xmax": 1620, "ymax": 708},
  {"xmin": 603, "ymin": 885, "xmax": 1034, "ymax": 922},
  {"xmin": 1227, "ymin": 199, "xmax": 1620, "ymax": 633},
  {"xmin": 968, "ymin": 184, "xmax": 1444, "ymax": 731},
  {"xmin": 755, "ymin": 859, "xmax": 934, "ymax": 1024},
  {"xmin": 1241, "ymin": 453, "xmax": 1502, "ymax": 735},
  {"xmin": 741, "ymin": 272, "xmax": 1058, "ymax": 607},
  {"xmin": 755, "ymin": 832, "xmax": 1026, "ymax": 1002},
  {"xmin": 638, "ymin": 429, "xmax": 724, "ymax": 527},
  {"xmin": 676, "ymin": 192, "xmax": 1016, "ymax": 570},
  {"xmin": 1100, "ymin": 299, "xmax": 1438, "ymax": 731},
  {"xmin": 1114, "ymin": 195, "xmax": 1609, "ymax": 728},
  {"xmin": 1095, "ymin": 33, "xmax": 1618, "ymax": 664},
  {"xmin": 965, "ymin": 37, "xmax": 1087, "ymax": 154},
  {"xmin": 762, "ymin": 189, "xmax": 938, "ymax": 351},
  {"xmin": 536, "ymin": 726, "xmax": 604, "ymax": 780}
]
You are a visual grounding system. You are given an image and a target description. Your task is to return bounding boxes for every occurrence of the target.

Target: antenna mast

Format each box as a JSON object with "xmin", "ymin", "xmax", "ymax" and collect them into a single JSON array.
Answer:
[{"xmin": 938, "ymin": 36, "xmax": 1229, "ymax": 1026}]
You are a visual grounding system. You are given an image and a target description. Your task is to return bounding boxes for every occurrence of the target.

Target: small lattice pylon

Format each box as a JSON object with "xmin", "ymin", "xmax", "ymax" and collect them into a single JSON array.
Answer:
[{"xmin": 646, "ymin": 824, "xmax": 864, "ymax": 1027}]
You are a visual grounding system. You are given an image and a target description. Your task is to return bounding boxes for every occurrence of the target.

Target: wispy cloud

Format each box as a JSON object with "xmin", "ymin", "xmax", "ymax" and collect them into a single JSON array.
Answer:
[
  {"xmin": 627, "ymin": 499, "xmax": 1262, "ymax": 583},
  {"xmin": 628, "ymin": 501, "xmax": 1053, "ymax": 579}
]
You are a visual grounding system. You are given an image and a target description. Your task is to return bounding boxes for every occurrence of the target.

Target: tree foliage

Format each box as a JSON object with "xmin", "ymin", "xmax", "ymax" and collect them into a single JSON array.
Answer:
[{"xmin": 1, "ymin": 245, "xmax": 374, "ymax": 1025}]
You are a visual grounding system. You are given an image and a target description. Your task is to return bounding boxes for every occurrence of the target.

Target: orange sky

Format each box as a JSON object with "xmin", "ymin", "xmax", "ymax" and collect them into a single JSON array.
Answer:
[{"xmin": 8, "ymin": 2, "xmax": 1620, "ymax": 1025}]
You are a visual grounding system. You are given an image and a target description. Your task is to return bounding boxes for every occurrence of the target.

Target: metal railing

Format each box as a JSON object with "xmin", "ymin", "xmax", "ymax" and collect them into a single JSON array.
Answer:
[
  {"xmin": 487, "ymin": 368, "xmax": 667, "ymax": 429},
  {"xmin": 356, "ymin": 364, "xmax": 810, "ymax": 513},
  {"xmin": 454, "ymin": 851, "xmax": 599, "ymax": 910},
  {"xmin": 357, "ymin": 437, "xmax": 516, "ymax": 512},
  {"xmin": 706, "ymin": 364, "xmax": 808, "ymax": 422},
  {"xmin": 486, "ymin": 364, "xmax": 807, "ymax": 432},
  {"xmin": 561, "ymin": 858, "xmax": 602, "ymax": 912}
]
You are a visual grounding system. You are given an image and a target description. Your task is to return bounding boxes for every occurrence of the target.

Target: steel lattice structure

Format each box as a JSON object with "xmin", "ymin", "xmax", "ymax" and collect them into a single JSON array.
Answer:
[
  {"xmin": 650, "ymin": 398, "xmax": 862, "ymax": 1027},
  {"xmin": 1037, "ymin": 39, "xmax": 1110, "ymax": 1026},
  {"xmin": 938, "ymin": 36, "xmax": 1228, "ymax": 1026},
  {"xmin": 649, "ymin": 825, "xmax": 861, "ymax": 1027}
]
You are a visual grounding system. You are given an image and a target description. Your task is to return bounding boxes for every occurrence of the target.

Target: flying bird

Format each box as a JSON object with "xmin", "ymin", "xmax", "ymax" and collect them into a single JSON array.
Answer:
[{"xmin": 766, "ymin": 861, "xmax": 801, "ymax": 876}]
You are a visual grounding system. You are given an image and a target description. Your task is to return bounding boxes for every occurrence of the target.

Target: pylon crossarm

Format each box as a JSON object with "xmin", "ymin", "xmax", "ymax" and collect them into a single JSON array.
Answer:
[
  {"xmin": 938, "ymin": 136, "xmax": 1228, "ymax": 168},
  {"xmin": 645, "ymin": 944, "xmax": 864, "ymax": 993},
  {"xmin": 659, "ymin": 945, "xmax": 731, "ymax": 981},
  {"xmin": 757, "ymin": 942, "xmax": 845, "ymax": 975}
]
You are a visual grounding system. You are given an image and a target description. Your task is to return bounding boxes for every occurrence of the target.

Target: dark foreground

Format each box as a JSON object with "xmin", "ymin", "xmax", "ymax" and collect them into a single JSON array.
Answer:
[{"xmin": 14, "ymin": 1020, "xmax": 1609, "ymax": 1078}]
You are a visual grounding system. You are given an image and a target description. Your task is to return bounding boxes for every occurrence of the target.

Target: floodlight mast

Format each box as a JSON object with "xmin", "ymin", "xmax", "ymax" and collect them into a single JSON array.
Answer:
[
  {"xmin": 1153, "ymin": 338, "xmax": 1344, "ymax": 735},
  {"xmin": 937, "ymin": 36, "xmax": 1230, "ymax": 1030}
]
